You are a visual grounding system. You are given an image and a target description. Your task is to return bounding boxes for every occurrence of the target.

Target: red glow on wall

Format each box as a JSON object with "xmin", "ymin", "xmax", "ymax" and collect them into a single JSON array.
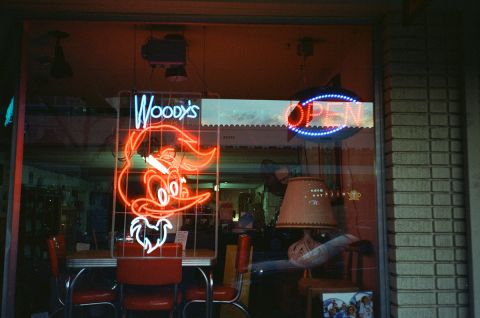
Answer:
[{"xmin": 117, "ymin": 123, "xmax": 217, "ymax": 220}]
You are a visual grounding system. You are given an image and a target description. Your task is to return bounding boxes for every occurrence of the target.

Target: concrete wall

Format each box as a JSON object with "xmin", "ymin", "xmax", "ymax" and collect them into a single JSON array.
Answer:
[{"xmin": 383, "ymin": 10, "xmax": 469, "ymax": 318}]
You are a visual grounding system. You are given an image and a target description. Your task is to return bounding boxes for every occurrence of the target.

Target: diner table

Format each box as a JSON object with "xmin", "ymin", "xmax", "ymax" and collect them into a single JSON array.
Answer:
[{"xmin": 65, "ymin": 248, "xmax": 217, "ymax": 318}]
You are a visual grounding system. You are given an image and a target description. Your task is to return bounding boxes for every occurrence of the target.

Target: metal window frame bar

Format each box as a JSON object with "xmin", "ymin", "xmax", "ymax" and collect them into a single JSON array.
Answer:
[
  {"xmin": 463, "ymin": 1, "xmax": 480, "ymax": 316},
  {"xmin": 1, "ymin": 20, "xmax": 27, "ymax": 318}
]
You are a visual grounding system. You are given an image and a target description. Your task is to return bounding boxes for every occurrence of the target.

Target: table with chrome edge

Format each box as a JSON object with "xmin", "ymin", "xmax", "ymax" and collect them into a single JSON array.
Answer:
[{"xmin": 65, "ymin": 249, "xmax": 216, "ymax": 318}]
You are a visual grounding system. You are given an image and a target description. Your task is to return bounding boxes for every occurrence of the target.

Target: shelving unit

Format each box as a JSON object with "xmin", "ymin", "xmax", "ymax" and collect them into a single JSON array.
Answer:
[{"xmin": 19, "ymin": 186, "xmax": 61, "ymax": 265}]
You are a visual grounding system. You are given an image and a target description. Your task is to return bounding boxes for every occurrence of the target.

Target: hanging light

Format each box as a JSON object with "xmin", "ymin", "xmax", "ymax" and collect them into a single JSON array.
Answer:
[
  {"xmin": 49, "ymin": 30, "xmax": 73, "ymax": 79},
  {"xmin": 165, "ymin": 65, "xmax": 187, "ymax": 82}
]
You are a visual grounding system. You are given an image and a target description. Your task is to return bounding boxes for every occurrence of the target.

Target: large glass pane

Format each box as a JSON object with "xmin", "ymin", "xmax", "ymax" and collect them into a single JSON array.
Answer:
[{"xmin": 20, "ymin": 21, "xmax": 376, "ymax": 318}]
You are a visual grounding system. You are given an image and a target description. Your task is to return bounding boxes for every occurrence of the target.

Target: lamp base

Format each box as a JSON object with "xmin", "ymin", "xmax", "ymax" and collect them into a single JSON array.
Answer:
[{"xmin": 288, "ymin": 229, "xmax": 320, "ymax": 267}]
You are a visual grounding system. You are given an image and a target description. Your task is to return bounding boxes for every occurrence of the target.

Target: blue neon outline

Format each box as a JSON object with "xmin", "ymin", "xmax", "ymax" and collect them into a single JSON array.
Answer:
[
  {"xmin": 4, "ymin": 97, "xmax": 14, "ymax": 127},
  {"xmin": 287, "ymin": 93, "xmax": 359, "ymax": 137}
]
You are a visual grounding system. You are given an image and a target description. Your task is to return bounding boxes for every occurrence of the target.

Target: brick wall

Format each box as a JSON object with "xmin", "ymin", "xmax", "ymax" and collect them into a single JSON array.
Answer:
[{"xmin": 383, "ymin": 10, "xmax": 468, "ymax": 318}]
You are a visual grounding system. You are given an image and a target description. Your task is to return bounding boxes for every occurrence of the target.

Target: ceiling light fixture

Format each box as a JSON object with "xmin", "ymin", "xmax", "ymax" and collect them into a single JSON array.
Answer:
[
  {"xmin": 165, "ymin": 65, "xmax": 187, "ymax": 82},
  {"xmin": 49, "ymin": 30, "xmax": 73, "ymax": 79},
  {"xmin": 141, "ymin": 33, "xmax": 188, "ymax": 82}
]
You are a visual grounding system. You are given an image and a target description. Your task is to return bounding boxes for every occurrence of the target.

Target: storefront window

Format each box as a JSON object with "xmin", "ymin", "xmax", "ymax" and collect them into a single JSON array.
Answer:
[{"xmin": 19, "ymin": 21, "xmax": 377, "ymax": 317}]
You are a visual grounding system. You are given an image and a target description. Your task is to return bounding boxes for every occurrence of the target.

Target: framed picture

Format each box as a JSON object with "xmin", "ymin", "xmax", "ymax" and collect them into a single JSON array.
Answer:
[{"xmin": 322, "ymin": 291, "xmax": 373, "ymax": 318}]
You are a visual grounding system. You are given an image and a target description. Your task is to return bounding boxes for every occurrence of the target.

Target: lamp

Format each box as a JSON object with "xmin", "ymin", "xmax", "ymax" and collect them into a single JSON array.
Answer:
[{"xmin": 276, "ymin": 177, "xmax": 337, "ymax": 267}]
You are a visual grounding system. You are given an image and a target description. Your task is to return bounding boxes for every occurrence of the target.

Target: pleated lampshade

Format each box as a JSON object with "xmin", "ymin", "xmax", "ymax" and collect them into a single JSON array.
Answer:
[{"xmin": 276, "ymin": 177, "xmax": 337, "ymax": 229}]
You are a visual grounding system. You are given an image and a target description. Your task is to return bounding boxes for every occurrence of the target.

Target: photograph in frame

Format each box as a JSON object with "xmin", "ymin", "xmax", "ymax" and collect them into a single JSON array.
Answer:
[{"xmin": 322, "ymin": 291, "xmax": 373, "ymax": 318}]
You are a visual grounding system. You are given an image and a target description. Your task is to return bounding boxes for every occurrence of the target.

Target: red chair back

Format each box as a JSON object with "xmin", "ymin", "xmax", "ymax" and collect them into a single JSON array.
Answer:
[
  {"xmin": 235, "ymin": 234, "xmax": 252, "ymax": 274},
  {"xmin": 46, "ymin": 234, "xmax": 66, "ymax": 277},
  {"xmin": 116, "ymin": 242, "xmax": 183, "ymax": 286}
]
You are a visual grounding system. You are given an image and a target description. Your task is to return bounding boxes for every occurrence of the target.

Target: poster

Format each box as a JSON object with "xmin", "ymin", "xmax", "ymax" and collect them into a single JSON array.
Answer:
[{"xmin": 322, "ymin": 291, "xmax": 373, "ymax": 318}]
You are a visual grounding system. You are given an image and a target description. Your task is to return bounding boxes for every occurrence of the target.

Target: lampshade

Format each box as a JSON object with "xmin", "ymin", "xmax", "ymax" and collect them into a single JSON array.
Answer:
[
  {"xmin": 276, "ymin": 177, "xmax": 337, "ymax": 229},
  {"xmin": 276, "ymin": 177, "xmax": 337, "ymax": 268}
]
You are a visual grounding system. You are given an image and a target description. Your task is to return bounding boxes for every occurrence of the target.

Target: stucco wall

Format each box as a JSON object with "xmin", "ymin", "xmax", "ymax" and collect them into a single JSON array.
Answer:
[{"xmin": 383, "ymin": 10, "xmax": 469, "ymax": 318}]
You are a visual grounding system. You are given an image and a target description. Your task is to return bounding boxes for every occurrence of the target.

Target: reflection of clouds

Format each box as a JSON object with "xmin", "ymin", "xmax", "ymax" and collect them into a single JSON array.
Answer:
[
  {"xmin": 250, "ymin": 259, "xmax": 299, "ymax": 275},
  {"xmin": 202, "ymin": 99, "xmax": 290, "ymax": 126},
  {"xmin": 228, "ymin": 111, "xmax": 284, "ymax": 125},
  {"xmin": 201, "ymin": 100, "xmax": 374, "ymax": 127},
  {"xmin": 273, "ymin": 114, "xmax": 285, "ymax": 124},
  {"xmin": 292, "ymin": 234, "xmax": 359, "ymax": 268}
]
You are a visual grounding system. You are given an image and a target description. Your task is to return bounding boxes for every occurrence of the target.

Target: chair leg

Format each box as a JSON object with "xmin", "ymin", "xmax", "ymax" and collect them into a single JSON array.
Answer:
[
  {"xmin": 182, "ymin": 300, "xmax": 194, "ymax": 318},
  {"xmin": 49, "ymin": 306, "xmax": 64, "ymax": 318},
  {"xmin": 306, "ymin": 288, "xmax": 312, "ymax": 318},
  {"xmin": 106, "ymin": 303, "xmax": 118, "ymax": 318},
  {"xmin": 173, "ymin": 304, "xmax": 182, "ymax": 318},
  {"xmin": 231, "ymin": 302, "xmax": 251, "ymax": 318}
]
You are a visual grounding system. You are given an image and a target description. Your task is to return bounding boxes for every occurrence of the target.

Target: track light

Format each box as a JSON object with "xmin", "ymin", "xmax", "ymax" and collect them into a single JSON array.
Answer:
[
  {"xmin": 165, "ymin": 65, "xmax": 187, "ymax": 82},
  {"xmin": 49, "ymin": 30, "xmax": 73, "ymax": 79}
]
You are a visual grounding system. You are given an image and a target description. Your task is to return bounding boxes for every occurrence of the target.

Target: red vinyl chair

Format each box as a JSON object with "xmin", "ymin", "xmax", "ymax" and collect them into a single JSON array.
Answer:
[
  {"xmin": 183, "ymin": 234, "xmax": 252, "ymax": 318},
  {"xmin": 116, "ymin": 242, "xmax": 183, "ymax": 318},
  {"xmin": 46, "ymin": 234, "xmax": 117, "ymax": 317}
]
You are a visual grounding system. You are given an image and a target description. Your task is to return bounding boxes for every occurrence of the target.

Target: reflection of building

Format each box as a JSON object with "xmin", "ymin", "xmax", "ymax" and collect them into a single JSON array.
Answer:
[{"xmin": 0, "ymin": 2, "xmax": 479, "ymax": 318}]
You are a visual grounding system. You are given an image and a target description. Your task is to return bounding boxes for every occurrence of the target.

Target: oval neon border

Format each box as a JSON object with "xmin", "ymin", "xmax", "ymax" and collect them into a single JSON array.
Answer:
[{"xmin": 286, "ymin": 93, "xmax": 359, "ymax": 137}]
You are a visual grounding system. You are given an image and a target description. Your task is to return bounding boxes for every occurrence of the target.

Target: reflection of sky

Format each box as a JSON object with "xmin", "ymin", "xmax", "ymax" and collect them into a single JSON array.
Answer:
[
  {"xmin": 201, "ymin": 99, "xmax": 289, "ymax": 126},
  {"xmin": 201, "ymin": 98, "xmax": 373, "ymax": 127}
]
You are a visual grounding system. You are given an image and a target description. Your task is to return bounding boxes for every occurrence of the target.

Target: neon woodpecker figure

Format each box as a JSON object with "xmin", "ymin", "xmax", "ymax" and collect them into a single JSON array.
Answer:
[{"xmin": 117, "ymin": 123, "xmax": 217, "ymax": 254}]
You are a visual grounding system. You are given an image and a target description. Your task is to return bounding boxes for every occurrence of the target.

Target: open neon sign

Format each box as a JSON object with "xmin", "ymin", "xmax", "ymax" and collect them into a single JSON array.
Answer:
[
  {"xmin": 134, "ymin": 94, "xmax": 200, "ymax": 129},
  {"xmin": 285, "ymin": 93, "xmax": 362, "ymax": 138},
  {"xmin": 117, "ymin": 123, "xmax": 216, "ymax": 253}
]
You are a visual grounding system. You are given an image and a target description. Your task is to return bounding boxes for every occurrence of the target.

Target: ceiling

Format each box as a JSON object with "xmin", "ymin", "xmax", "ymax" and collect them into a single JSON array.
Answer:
[
  {"xmin": 3, "ymin": 1, "xmax": 396, "ymax": 21},
  {"xmin": 26, "ymin": 21, "xmax": 373, "ymax": 105}
]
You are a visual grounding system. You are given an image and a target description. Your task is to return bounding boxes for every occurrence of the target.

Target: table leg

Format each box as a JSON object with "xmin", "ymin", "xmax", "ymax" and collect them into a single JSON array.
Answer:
[
  {"xmin": 306, "ymin": 287, "xmax": 312, "ymax": 318},
  {"xmin": 196, "ymin": 267, "xmax": 214, "ymax": 318}
]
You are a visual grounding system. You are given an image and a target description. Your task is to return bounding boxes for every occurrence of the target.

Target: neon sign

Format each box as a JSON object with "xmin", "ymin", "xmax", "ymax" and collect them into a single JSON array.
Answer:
[
  {"xmin": 285, "ymin": 92, "xmax": 362, "ymax": 138},
  {"xmin": 117, "ymin": 123, "xmax": 216, "ymax": 253},
  {"xmin": 134, "ymin": 94, "xmax": 200, "ymax": 129},
  {"xmin": 130, "ymin": 216, "xmax": 173, "ymax": 254}
]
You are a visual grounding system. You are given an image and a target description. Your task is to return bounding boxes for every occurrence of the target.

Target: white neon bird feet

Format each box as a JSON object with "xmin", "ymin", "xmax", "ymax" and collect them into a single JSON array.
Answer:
[{"xmin": 129, "ymin": 216, "xmax": 173, "ymax": 254}]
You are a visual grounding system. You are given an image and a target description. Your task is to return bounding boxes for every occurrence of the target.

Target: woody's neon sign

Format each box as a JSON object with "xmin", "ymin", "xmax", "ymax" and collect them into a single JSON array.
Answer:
[
  {"xmin": 134, "ymin": 94, "xmax": 200, "ymax": 129},
  {"xmin": 117, "ymin": 123, "xmax": 216, "ymax": 253}
]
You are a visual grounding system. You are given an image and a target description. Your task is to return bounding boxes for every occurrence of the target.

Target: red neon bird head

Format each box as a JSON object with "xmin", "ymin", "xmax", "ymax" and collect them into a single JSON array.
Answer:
[{"xmin": 117, "ymin": 124, "xmax": 217, "ymax": 220}]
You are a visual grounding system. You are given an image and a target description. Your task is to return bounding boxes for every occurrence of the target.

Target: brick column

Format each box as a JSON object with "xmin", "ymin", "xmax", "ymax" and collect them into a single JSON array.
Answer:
[{"xmin": 383, "ymin": 11, "xmax": 468, "ymax": 318}]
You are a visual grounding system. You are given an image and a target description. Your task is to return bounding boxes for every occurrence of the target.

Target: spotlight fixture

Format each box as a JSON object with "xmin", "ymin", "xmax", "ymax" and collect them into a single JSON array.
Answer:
[
  {"xmin": 297, "ymin": 37, "xmax": 314, "ymax": 58},
  {"xmin": 141, "ymin": 34, "xmax": 186, "ymax": 67},
  {"xmin": 141, "ymin": 33, "xmax": 188, "ymax": 82},
  {"xmin": 49, "ymin": 30, "xmax": 73, "ymax": 79}
]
